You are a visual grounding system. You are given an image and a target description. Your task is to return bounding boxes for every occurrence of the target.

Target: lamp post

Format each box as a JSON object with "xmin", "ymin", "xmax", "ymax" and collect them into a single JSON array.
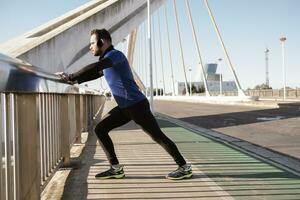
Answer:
[
  {"xmin": 159, "ymin": 80, "xmax": 163, "ymax": 96},
  {"xmin": 265, "ymin": 48, "xmax": 270, "ymax": 88},
  {"xmin": 122, "ymin": 38, "xmax": 127, "ymax": 53},
  {"xmin": 280, "ymin": 37, "xmax": 287, "ymax": 101},
  {"xmin": 217, "ymin": 58, "xmax": 223, "ymax": 96},
  {"xmin": 189, "ymin": 68, "xmax": 192, "ymax": 96},
  {"xmin": 147, "ymin": 0, "xmax": 154, "ymax": 111}
]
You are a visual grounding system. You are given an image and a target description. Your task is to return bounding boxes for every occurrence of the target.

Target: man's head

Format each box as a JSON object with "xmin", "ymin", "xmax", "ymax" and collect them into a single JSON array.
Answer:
[{"xmin": 90, "ymin": 29, "xmax": 112, "ymax": 56}]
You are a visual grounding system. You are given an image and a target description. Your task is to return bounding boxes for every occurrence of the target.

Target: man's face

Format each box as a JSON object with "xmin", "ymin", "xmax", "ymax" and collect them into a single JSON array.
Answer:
[{"xmin": 90, "ymin": 34, "xmax": 101, "ymax": 56}]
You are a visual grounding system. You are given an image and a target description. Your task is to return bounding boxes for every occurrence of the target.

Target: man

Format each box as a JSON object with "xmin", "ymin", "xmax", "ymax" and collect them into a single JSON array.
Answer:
[{"xmin": 58, "ymin": 29, "xmax": 192, "ymax": 180}]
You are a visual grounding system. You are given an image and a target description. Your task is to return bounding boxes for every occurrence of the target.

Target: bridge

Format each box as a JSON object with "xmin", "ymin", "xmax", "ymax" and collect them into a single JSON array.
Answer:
[{"xmin": 0, "ymin": 0, "xmax": 300, "ymax": 199}]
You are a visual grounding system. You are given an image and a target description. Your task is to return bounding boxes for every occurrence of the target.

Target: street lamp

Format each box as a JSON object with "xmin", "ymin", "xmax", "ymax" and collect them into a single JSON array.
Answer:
[
  {"xmin": 280, "ymin": 36, "xmax": 287, "ymax": 101},
  {"xmin": 189, "ymin": 68, "xmax": 192, "ymax": 96},
  {"xmin": 217, "ymin": 58, "xmax": 223, "ymax": 96},
  {"xmin": 159, "ymin": 80, "xmax": 163, "ymax": 96},
  {"xmin": 265, "ymin": 48, "xmax": 270, "ymax": 88}
]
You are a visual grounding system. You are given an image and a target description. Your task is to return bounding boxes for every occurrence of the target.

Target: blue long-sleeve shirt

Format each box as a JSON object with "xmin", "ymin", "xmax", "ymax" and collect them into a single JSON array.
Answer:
[{"xmin": 69, "ymin": 46, "xmax": 146, "ymax": 108}]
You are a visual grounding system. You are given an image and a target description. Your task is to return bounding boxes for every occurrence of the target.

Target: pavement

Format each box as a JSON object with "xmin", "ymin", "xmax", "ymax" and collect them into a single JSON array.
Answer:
[
  {"xmin": 154, "ymin": 100, "xmax": 300, "ymax": 160},
  {"xmin": 41, "ymin": 100, "xmax": 300, "ymax": 200}
]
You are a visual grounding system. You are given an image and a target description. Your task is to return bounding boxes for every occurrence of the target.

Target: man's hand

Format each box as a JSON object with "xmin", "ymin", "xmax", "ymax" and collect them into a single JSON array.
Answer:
[{"xmin": 55, "ymin": 72, "xmax": 74, "ymax": 84}]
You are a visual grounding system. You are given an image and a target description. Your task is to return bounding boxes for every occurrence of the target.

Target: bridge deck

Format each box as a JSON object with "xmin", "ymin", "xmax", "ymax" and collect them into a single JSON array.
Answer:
[{"xmin": 42, "ymin": 101, "xmax": 300, "ymax": 200}]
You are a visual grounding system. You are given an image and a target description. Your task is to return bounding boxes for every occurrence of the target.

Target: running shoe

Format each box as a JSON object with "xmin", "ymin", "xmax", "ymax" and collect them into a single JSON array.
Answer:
[
  {"xmin": 166, "ymin": 164, "xmax": 193, "ymax": 180},
  {"xmin": 95, "ymin": 166, "xmax": 125, "ymax": 179}
]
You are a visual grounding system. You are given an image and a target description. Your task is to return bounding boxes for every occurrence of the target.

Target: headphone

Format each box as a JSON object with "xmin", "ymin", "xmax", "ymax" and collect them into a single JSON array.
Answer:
[
  {"xmin": 97, "ymin": 38, "xmax": 104, "ymax": 48},
  {"xmin": 93, "ymin": 29, "xmax": 111, "ymax": 48}
]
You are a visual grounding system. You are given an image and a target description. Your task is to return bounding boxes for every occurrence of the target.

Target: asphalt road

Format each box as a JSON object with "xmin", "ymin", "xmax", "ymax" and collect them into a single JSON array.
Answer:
[{"xmin": 154, "ymin": 100, "xmax": 300, "ymax": 160}]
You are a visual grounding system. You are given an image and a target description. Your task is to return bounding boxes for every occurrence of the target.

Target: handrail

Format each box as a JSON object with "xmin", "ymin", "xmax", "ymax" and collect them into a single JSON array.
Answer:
[
  {"xmin": 0, "ymin": 53, "xmax": 100, "ymax": 94},
  {"xmin": 0, "ymin": 53, "xmax": 105, "ymax": 200}
]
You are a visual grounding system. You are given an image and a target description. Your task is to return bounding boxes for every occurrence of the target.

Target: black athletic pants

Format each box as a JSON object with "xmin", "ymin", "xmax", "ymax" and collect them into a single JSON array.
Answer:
[{"xmin": 94, "ymin": 99, "xmax": 186, "ymax": 167}]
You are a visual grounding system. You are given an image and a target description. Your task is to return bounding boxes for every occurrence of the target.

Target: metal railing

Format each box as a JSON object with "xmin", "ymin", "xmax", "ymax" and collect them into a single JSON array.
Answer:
[
  {"xmin": 246, "ymin": 89, "xmax": 300, "ymax": 99},
  {"xmin": 0, "ymin": 53, "xmax": 105, "ymax": 200}
]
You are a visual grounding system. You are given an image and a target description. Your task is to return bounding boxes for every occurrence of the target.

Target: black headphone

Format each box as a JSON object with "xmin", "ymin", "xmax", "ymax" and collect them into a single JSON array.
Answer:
[
  {"xmin": 93, "ymin": 29, "xmax": 111, "ymax": 48},
  {"xmin": 97, "ymin": 38, "xmax": 104, "ymax": 48}
]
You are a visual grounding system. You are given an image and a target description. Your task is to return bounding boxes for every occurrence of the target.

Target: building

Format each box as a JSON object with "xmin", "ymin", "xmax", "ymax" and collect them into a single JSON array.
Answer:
[{"xmin": 176, "ymin": 63, "xmax": 237, "ymax": 95}]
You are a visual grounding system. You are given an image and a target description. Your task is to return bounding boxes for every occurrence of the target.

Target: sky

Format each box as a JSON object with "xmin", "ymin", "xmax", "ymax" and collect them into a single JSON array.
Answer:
[{"xmin": 0, "ymin": 0, "xmax": 299, "ymax": 92}]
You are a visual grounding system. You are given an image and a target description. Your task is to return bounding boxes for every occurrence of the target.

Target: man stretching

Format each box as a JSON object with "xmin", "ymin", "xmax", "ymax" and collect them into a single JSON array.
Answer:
[{"xmin": 58, "ymin": 29, "xmax": 192, "ymax": 180}]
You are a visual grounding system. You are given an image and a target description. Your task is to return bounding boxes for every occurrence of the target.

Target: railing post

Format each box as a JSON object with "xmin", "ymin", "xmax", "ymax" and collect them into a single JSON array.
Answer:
[
  {"xmin": 82, "ymin": 96, "xmax": 88, "ymax": 132},
  {"xmin": 93, "ymin": 95, "xmax": 106, "ymax": 124},
  {"xmin": 59, "ymin": 95, "xmax": 71, "ymax": 166},
  {"xmin": 15, "ymin": 94, "xmax": 40, "ymax": 200},
  {"xmin": 75, "ymin": 95, "xmax": 82, "ymax": 144}
]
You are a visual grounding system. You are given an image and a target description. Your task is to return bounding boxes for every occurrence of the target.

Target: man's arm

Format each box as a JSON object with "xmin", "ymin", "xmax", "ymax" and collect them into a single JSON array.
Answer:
[{"xmin": 68, "ymin": 57, "xmax": 113, "ymax": 84}]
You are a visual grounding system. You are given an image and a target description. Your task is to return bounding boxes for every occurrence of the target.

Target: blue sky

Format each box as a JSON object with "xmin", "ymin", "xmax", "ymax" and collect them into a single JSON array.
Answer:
[
  {"xmin": 143, "ymin": 0, "xmax": 300, "ymax": 92},
  {"xmin": 0, "ymin": 0, "xmax": 299, "ymax": 91}
]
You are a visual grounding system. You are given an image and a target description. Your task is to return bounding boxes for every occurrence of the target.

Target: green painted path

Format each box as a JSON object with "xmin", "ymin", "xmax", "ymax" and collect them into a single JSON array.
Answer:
[
  {"xmin": 159, "ymin": 119, "xmax": 300, "ymax": 200},
  {"xmin": 43, "ymin": 117, "xmax": 300, "ymax": 200}
]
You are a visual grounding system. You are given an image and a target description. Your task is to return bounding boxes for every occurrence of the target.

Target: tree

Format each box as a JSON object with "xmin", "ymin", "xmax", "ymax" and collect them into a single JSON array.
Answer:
[
  {"xmin": 153, "ymin": 88, "xmax": 164, "ymax": 96},
  {"xmin": 182, "ymin": 84, "xmax": 205, "ymax": 94},
  {"xmin": 253, "ymin": 83, "xmax": 272, "ymax": 90}
]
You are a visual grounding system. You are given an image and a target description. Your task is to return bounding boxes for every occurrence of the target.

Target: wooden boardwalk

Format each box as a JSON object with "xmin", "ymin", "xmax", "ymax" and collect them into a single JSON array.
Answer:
[{"xmin": 42, "ymin": 101, "xmax": 300, "ymax": 200}]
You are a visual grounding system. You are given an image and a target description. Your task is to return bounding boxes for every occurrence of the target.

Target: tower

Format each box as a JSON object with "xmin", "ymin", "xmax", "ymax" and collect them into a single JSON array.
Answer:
[{"xmin": 265, "ymin": 48, "xmax": 270, "ymax": 87}]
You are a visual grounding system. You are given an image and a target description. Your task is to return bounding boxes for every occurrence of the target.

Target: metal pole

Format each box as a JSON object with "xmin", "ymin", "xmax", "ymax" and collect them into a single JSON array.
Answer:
[
  {"xmin": 144, "ymin": 22, "xmax": 148, "ymax": 95},
  {"xmin": 280, "ymin": 37, "xmax": 287, "ymax": 101},
  {"xmin": 185, "ymin": 0, "xmax": 210, "ymax": 96},
  {"xmin": 265, "ymin": 48, "xmax": 270, "ymax": 87},
  {"xmin": 157, "ymin": 10, "xmax": 166, "ymax": 96},
  {"xmin": 151, "ymin": 15, "xmax": 159, "ymax": 96},
  {"xmin": 138, "ymin": 26, "xmax": 142, "ymax": 85},
  {"xmin": 203, "ymin": 0, "xmax": 245, "ymax": 96},
  {"xmin": 189, "ymin": 68, "xmax": 192, "ymax": 95},
  {"xmin": 147, "ymin": 0, "xmax": 154, "ymax": 111},
  {"xmin": 144, "ymin": 22, "xmax": 148, "ymax": 96},
  {"xmin": 220, "ymin": 74, "xmax": 223, "ymax": 96},
  {"xmin": 173, "ymin": 0, "xmax": 189, "ymax": 96},
  {"xmin": 164, "ymin": 4, "xmax": 176, "ymax": 96},
  {"xmin": 137, "ymin": 28, "xmax": 140, "ymax": 75},
  {"xmin": 141, "ymin": 24, "xmax": 145, "ymax": 95},
  {"xmin": 218, "ymin": 58, "xmax": 223, "ymax": 95}
]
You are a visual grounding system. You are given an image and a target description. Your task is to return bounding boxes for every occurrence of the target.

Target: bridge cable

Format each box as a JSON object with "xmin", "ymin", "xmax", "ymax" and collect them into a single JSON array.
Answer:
[
  {"xmin": 164, "ymin": 4, "xmax": 176, "ymax": 96},
  {"xmin": 147, "ymin": 0, "xmax": 154, "ymax": 111},
  {"xmin": 172, "ymin": 0, "xmax": 190, "ymax": 96},
  {"xmin": 151, "ymin": 15, "xmax": 159, "ymax": 96},
  {"xmin": 157, "ymin": 9, "xmax": 166, "ymax": 96},
  {"xmin": 203, "ymin": 0, "xmax": 245, "ymax": 96},
  {"xmin": 185, "ymin": 0, "xmax": 210, "ymax": 96}
]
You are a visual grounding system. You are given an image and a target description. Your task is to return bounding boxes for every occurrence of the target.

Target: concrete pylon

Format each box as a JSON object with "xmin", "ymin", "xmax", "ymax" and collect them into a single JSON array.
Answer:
[{"xmin": 127, "ymin": 29, "xmax": 146, "ymax": 90}]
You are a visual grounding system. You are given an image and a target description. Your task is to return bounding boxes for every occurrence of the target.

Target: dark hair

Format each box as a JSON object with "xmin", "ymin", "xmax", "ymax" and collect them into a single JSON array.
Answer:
[{"xmin": 90, "ymin": 29, "xmax": 112, "ymax": 47}]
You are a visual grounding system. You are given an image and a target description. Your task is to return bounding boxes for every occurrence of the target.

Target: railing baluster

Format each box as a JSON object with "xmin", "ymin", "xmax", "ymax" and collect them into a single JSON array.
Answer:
[
  {"xmin": 57, "ymin": 95, "xmax": 61, "ymax": 161},
  {"xmin": 3, "ymin": 94, "xmax": 10, "ymax": 200},
  {"xmin": 42, "ymin": 94, "xmax": 47, "ymax": 181},
  {"xmin": 50, "ymin": 94, "xmax": 54, "ymax": 169},
  {"xmin": 38, "ymin": 94, "xmax": 44, "ymax": 185},
  {"xmin": 0, "ymin": 94, "xmax": 7, "ymax": 200},
  {"xmin": 45, "ymin": 94, "xmax": 50, "ymax": 177},
  {"xmin": 54, "ymin": 95, "xmax": 57, "ymax": 165},
  {"xmin": 9, "ymin": 94, "xmax": 19, "ymax": 200}
]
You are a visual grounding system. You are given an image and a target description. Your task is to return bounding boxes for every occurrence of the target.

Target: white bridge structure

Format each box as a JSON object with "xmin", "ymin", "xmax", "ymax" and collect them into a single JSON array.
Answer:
[{"xmin": 0, "ymin": 0, "xmax": 256, "ymax": 199}]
